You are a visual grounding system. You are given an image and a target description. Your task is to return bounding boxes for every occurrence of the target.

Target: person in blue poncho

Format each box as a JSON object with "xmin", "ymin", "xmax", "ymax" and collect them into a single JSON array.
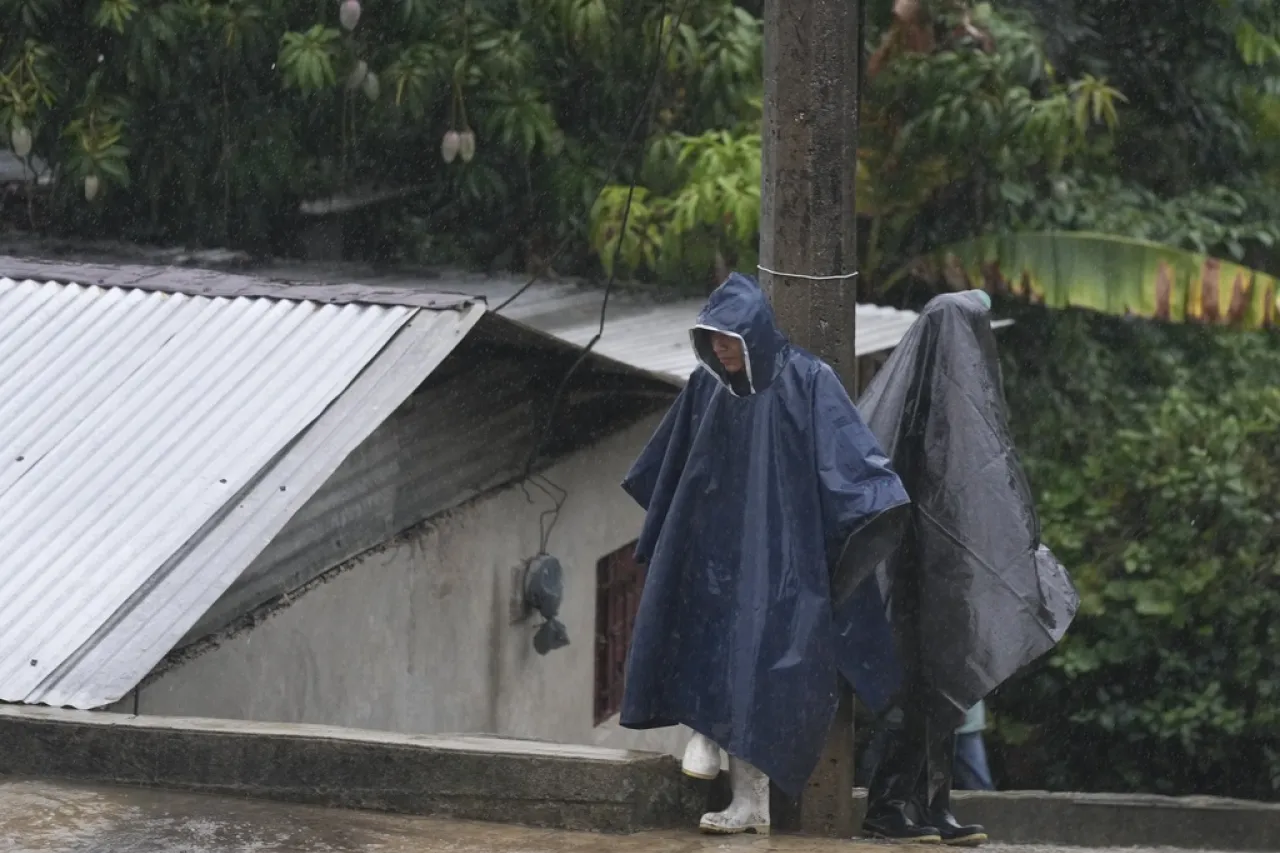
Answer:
[{"xmin": 618, "ymin": 272, "xmax": 912, "ymax": 835}]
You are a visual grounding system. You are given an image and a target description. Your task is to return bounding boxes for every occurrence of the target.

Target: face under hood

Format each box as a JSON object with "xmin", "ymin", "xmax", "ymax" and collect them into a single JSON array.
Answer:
[{"xmin": 690, "ymin": 273, "xmax": 789, "ymax": 395}]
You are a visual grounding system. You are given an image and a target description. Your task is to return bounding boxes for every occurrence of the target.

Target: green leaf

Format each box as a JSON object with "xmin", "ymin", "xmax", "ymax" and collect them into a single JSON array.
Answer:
[
  {"xmin": 897, "ymin": 232, "xmax": 1280, "ymax": 330},
  {"xmin": 92, "ymin": 0, "xmax": 140, "ymax": 33},
  {"xmin": 278, "ymin": 26, "xmax": 341, "ymax": 92}
]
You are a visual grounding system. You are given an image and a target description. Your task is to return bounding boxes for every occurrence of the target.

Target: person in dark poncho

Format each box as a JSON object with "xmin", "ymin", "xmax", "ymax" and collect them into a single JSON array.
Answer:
[
  {"xmin": 845, "ymin": 290, "xmax": 1080, "ymax": 845},
  {"xmin": 618, "ymin": 272, "xmax": 912, "ymax": 835}
]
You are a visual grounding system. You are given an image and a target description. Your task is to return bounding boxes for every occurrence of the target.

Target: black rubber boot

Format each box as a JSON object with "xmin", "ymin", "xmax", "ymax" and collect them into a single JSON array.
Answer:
[
  {"xmin": 860, "ymin": 804, "xmax": 942, "ymax": 845},
  {"xmin": 928, "ymin": 811, "xmax": 988, "ymax": 848},
  {"xmin": 924, "ymin": 752, "xmax": 987, "ymax": 847},
  {"xmin": 863, "ymin": 720, "xmax": 941, "ymax": 843},
  {"xmin": 862, "ymin": 805, "xmax": 943, "ymax": 844}
]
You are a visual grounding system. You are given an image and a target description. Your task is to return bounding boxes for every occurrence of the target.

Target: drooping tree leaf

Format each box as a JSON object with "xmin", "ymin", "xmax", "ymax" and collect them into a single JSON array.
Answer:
[{"xmin": 895, "ymin": 231, "xmax": 1280, "ymax": 329}]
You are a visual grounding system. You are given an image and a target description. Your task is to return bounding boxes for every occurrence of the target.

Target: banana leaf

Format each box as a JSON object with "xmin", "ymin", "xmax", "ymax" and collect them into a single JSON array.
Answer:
[{"xmin": 893, "ymin": 231, "xmax": 1280, "ymax": 330}]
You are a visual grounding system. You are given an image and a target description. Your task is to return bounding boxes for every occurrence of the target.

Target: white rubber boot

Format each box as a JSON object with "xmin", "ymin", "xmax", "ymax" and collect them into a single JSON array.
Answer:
[
  {"xmin": 681, "ymin": 732, "xmax": 722, "ymax": 780},
  {"xmin": 698, "ymin": 755, "xmax": 771, "ymax": 835}
]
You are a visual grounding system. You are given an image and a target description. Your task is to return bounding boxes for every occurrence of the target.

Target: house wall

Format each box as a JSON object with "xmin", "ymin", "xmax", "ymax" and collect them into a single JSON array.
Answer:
[
  {"xmin": 123, "ymin": 411, "xmax": 692, "ymax": 759},
  {"xmin": 184, "ymin": 321, "xmax": 666, "ymax": 647}
]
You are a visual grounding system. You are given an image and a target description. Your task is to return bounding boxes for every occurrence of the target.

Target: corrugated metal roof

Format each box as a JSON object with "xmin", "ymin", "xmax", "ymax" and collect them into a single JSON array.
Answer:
[
  {"xmin": 0, "ymin": 257, "xmax": 474, "ymax": 310},
  {"xmin": 225, "ymin": 266, "xmax": 926, "ymax": 386},
  {"xmin": 487, "ymin": 287, "xmax": 928, "ymax": 385},
  {"xmin": 0, "ymin": 277, "xmax": 483, "ymax": 708},
  {"xmin": 534, "ymin": 299, "xmax": 926, "ymax": 384},
  {"xmin": 0, "ymin": 257, "xmax": 954, "ymax": 388},
  {"xmin": 444, "ymin": 277, "xmax": 1009, "ymax": 384}
]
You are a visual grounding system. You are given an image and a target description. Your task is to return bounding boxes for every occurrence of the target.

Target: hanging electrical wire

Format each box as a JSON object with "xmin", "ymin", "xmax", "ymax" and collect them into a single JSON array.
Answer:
[
  {"xmin": 519, "ymin": 473, "xmax": 569, "ymax": 555},
  {"xmin": 513, "ymin": 0, "xmax": 694, "ymax": 554},
  {"xmin": 523, "ymin": 0, "xmax": 692, "ymax": 476},
  {"xmin": 495, "ymin": 0, "xmax": 687, "ymax": 315}
]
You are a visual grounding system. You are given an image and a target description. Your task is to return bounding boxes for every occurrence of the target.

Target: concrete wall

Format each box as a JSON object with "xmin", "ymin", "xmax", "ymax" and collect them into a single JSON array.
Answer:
[{"xmin": 125, "ymin": 412, "xmax": 691, "ymax": 759}]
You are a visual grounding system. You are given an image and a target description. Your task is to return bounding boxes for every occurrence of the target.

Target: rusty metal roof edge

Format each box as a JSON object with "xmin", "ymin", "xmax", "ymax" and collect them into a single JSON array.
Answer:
[{"xmin": 0, "ymin": 256, "xmax": 478, "ymax": 312}]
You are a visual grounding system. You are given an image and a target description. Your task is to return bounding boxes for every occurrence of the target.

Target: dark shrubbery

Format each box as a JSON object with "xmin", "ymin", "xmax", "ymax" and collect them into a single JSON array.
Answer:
[{"xmin": 991, "ymin": 304, "xmax": 1280, "ymax": 799}]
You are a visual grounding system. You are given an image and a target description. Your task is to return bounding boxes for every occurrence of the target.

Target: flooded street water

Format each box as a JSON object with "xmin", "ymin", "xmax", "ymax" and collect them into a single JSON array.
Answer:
[
  {"xmin": 0, "ymin": 778, "xmax": 1237, "ymax": 853},
  {"xmin": 0, "ymin": 778, "xmax": 903, "ymax": 853}
]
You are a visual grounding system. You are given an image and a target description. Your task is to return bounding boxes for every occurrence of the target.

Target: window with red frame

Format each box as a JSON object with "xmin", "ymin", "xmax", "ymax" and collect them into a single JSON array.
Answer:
[{"xmin": 594, "ymin": 541, "xmax": 646, "ymax": 725}]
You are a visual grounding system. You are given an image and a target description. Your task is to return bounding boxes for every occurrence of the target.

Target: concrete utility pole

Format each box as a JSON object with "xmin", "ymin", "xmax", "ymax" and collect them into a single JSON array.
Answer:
[{"xmin": 759, "ymin": 0, "xmax": 862, "ymax": 840}]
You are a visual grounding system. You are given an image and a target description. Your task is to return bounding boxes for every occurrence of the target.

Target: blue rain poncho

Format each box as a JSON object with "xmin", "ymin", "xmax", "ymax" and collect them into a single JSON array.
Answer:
[{"xmin": 618, "ymin": 273, "xmax": 910, "ymax": 796}]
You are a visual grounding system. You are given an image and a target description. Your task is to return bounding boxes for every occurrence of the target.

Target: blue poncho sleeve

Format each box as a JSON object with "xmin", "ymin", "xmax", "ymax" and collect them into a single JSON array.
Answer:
[
  {"xmin": 620, "ymin": 375, "xmax": 701, "ymax": 562},
  {"xmin": 811, "ymin": 365, "xmax": 911, "ymax": 604}
]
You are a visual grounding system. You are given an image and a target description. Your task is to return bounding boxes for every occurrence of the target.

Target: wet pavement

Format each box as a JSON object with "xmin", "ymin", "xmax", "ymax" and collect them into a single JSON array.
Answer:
[
  {"xmin": 0, "ymin": 778, "xmax": 1235, "ymax": 853},
  {"xmin": 0, "ymin": 778, "xmax": 909, "ymax": 853}
]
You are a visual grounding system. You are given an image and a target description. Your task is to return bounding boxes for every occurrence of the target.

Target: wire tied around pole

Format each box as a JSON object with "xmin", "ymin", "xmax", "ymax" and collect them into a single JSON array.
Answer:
[{"xmin": 757, "ymin": 265, "xmax": 860, "ymax": 282}]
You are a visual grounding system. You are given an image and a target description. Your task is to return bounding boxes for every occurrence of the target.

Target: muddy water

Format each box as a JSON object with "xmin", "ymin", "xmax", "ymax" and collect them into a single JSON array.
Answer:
[
  {"xmin": 0, "ymin": 779, "xmax": 913, "ymax": 853},
  {"xmin": 0, "ymin": 779, "xmax": 1231, "ymax": 853}
]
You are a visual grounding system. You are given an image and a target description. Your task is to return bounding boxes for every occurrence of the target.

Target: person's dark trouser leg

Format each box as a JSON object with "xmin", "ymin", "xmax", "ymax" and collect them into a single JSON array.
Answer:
[
  {"xmin": 925, "ymin": 730, "xmax": 988, "ymax": 847},
  {"xmin": 862, "ymin": 704, "xmax": 941, "ymax": 842},
  {"xmin": 953, "ymin": 732, "xmax": 995, "ymax": 792},
  {"xmin": 859, "ymin": 709, "xmax": 898, "ymax": 785}
]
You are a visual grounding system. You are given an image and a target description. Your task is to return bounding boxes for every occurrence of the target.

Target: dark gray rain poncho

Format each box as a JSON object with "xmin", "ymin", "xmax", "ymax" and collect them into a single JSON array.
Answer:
[{"xmin": 838, "ymin": 291, "xmax": 1080, "ymax": 727}]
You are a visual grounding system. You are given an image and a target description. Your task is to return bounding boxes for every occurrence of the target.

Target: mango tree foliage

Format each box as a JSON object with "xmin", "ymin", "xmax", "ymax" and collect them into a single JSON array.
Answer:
[
  {"xmin": 589, "ymin": 118, "xmax": 762, "ymax": 285},
  {"xmin": 0, "ymin": 0, "xmax": 761, "ymax": 262},
  {"xmin": 591, "ymin": 0, "xmax": 1280, "ymax": 302},
  {"xmin": 589, "ymin": 1, "xmax": 1127, "ymax": 287}
]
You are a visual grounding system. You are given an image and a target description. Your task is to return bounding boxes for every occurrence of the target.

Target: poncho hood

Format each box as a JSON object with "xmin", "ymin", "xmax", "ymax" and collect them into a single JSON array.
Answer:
[{"xmin": 690, "ymin": 272, "xmax": 789, "ymax": 395}]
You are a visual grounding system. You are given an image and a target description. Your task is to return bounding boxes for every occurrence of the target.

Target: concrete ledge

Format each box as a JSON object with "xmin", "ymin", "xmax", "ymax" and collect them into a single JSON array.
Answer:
[
  {"xmin": 0, "ymin": 706, "xmax": 701, "ymax": 833},
  {"xmin": 4, "ymin": 705, "xmax": 1278, "ymax": 846},
  {"xmin": 850, "ymin": 789, "xmax": 1280, "ymax": 850}
]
